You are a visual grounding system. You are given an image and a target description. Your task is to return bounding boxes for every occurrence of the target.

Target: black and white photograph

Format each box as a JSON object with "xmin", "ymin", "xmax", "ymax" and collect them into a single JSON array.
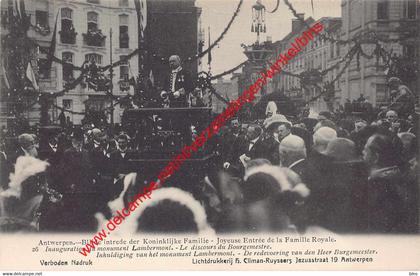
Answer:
[{"xmin": 0, "ymin": 0, "xmax": 419, "ymax": 272}]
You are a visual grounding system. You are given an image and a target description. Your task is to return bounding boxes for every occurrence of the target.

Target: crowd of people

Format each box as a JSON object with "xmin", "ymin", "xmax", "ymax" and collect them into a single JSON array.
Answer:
[
  {"xmin": 0, "ymin": 102, "xmax": 418, "ymax": 235},
  {"xmin": 200, "ymin": 106, "xmax": 418, "ymax": 234}
]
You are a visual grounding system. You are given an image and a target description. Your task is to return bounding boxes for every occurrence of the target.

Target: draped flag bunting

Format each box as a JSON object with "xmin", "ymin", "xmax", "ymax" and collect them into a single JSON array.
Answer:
[
  {"xmin": 46, "ymin": 11, "xmax": 59, "ymax": 70},
  {"xmin": 26, "ymin": 62, "xmax": 38, "ymax": 91}
]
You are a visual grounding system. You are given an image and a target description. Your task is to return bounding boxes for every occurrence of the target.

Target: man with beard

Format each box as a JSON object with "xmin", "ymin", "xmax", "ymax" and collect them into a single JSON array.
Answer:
[
  {"xmin": 13, "ymin": 133, "xmax": 38, "ymax": 162},
  {"xmin": 222, "ymin": 124, "xmax": 268, "ymax": 175},
  {"xmin": 242, "ymin": 124, "xmax": 270, "ymax": 166}
]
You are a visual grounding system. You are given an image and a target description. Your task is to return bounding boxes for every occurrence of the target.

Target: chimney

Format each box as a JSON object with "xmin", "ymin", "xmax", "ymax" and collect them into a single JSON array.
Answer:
[{"xmin": 292, "ymin": 13, "xmax": 305, "ymax": 33}]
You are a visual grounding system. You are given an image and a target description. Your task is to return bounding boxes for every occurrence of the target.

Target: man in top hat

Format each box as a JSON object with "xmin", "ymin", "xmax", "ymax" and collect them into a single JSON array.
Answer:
[{"xmin": 161, "ymin": 55, "xmax": 194, "ymax": 108}]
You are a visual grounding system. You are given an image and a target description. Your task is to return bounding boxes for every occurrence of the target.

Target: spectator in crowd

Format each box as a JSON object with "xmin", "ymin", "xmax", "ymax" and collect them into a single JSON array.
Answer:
[
  {"xmin": 110, "ymin": 133, "xmax": 137, "ymax": 180},
  {"xmin": 57, "ymin": 128, "xmax": 97, "ymax": 232},
  {"xmin": 321, "ymin": 138, "xmax": 369, "ymax": 232},
  {"xmin": 291, "ymin": 125, "xmax": 312, "ymax": 153},
  {"xmin": 1, "ymin": 81, "xmax": 419, "ymax": 236},
  {"xmin": 386, "ymin": 110, "xmax": 398, "ymax": 123},
  {"xmin": 298, "ymin": 127, "xmax": 337, "ymax": 231},
  {"xmin": 240, "ymin": 165, "xmax": 309, "ymax": 232},
  {"xmin": 313, "ymin": 119, "xmax": 337, "ymax": 133},
  {"xmin": 278, "ymin": 135, "xmax": 307, "ymax": 179},
  {"xmin": 224, "ymin": 124, "xmax": 268, "ymax": 171},
  {"xmin": 222, "ymin": 118, "xmax": 244, "ymax": 167},
  {"xmin": 317, "ymin": 111, "xmax": 332, "ymax": 121},
  {"xmin": 89, "ymin": 128, "xmax": 110, "ymax": 179},
  {"xmin": 245, "ymin": 124, "xmax": 271, "ymax": 162},
  {"xmin": 13, "ymin": 133, "xmax": 38, "ymax": 162},
  {"xmin": 398, "ymin": 132, "xmax": 418, "ymax": 170},
  {"xmin": 362, "ymin": 131, "xmax": 412, "ymax": 233},
  {"xmin": 354, "ymin": 119, "xmax": 368, "ymax": 133},
  {"xmin": 262, "ymin": 114, "xmax": 292, "ymax": 164},
  {"xmin": 312, "ymin": 127, "xmax": 337, "ymax": 155}
]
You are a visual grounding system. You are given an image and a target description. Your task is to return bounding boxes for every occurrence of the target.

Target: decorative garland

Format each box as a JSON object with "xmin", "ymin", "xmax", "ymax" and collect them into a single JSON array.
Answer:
[
  {"xmin": 190, "ymin": 0, "xmax": 243, "ymax": 62},
  {"xmin": 210, "ymin": 60, "xmax": 247, "ymax": 80},
  {"xmin": 267, "ymin": 0, "xmax": 280, "ymax": 13},
  {"xmin": 197, "ymin": 71, "xmax": 229, "ymax": 104},
  {"xmin": 52, "ymin": 94, "xmax": 128, "ymax": 116},
  {"xmin": 35, "ymin": 40, "xmax": 139, "ymax": 72},
  {"xmin": 283, "ymin": 0, "xmax": 415, "ymax": 46},
  {"xmin": 303, "ymin": 43, "xmax": 358, "ymax": 104}
]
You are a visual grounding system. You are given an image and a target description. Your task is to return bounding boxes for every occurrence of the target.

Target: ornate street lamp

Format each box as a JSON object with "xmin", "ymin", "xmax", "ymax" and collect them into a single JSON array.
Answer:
[
  {"xmin": 251, "ymin": 0, "xmax": 266, "ymax": 44},
  {"xmin": 238, "ymin": 0, "xmax": 273, "ymax": 112}
]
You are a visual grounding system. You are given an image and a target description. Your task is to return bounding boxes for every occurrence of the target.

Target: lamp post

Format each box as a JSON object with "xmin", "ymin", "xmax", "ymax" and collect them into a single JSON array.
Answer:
[
  {"xmin": 251, "ymin": 0, "xmax": 266, "ymax": 44},
  {"xmin": 242, "ymin": 0, "xmax": 273, "ymax": 100}
]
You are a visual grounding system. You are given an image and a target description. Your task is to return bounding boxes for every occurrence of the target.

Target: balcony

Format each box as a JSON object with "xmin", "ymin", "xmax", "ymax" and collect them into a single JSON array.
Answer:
[
  {"xmin": 119, "ymin": 80, "xmax": 130, "ymax": 91},
  {"xmin": 59, "ymin": 28, "xmax": 77, "ymax": 44},
  {"xmin": 83, "ymin": 30, "xmax": 106, "ymax": 47},
  {"xmin": 33, "ymin": 23, "xmax": 50, "ymax": 35}
]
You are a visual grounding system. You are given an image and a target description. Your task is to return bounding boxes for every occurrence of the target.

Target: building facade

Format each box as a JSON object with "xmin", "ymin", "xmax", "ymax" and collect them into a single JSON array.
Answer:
[
  {"xmin": 267, "ymin": 15, "xmax": 343, "ymax": 113},
  {"xmin": 340, "ymin": 0, "xmax": 419, "ymax": 107},
  {"xmin": 1, "ymin": 0, "xmax": 139, "ymax": 126},
  {"xmin": 1, "ymin": 0, "xmax": 203, "ymax": 127}
]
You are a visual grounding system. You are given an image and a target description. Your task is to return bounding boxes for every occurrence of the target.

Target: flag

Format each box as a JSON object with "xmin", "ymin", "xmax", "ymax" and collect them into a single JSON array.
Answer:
[
  {"xmin": 128, "ymin": 61, "xmax": 137, "ymax": 87},
  {"xmin": 207, "ymin": 26, "xmax": 212, "ymax": 66},
  {"xmin": 26, "ymin": 62, "xmax": 39, "ymax": 90},
  {"xmin": 140, "ymin": 0, "xmax": 147, "ymax": 34},
  {"xmin": 2, "ymin": 64, "xmax": 10, "ymax": 89},
  {"xmin": 19, "ymin": 0, "xmax": 26, "ymax": 17},
  {"xmin": 134, "ymin": 0, "xmax": 147, "ymax": 38},
  {"xmin": 13, "ymin": 0, "xmax": 21, "ymax": 18},
  {"xmin": 47, "ymin": 11, "xmax": 59, "ymax": 70}
]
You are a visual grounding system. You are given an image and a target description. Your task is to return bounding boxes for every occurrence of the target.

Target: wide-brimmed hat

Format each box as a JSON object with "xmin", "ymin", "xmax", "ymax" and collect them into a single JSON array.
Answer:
[{"xmin": 263, "ymin": 114, "xmax": 291, "ymax": 130}]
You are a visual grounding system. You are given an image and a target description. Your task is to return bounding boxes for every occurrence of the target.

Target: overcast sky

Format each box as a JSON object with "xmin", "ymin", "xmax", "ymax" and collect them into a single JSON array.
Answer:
[{"xmin": 196, "ymin": 0, "xmax": 341, "ymax": 77}]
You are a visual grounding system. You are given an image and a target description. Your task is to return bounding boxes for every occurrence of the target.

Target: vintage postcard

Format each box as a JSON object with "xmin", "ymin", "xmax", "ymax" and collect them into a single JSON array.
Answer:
[{"xmin": 0, "ymin": 0, "xmax": 419, "ymax": 272}]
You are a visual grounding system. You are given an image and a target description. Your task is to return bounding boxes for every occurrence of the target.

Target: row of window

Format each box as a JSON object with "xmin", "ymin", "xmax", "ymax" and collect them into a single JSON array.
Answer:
[
  {"xmin": 60, "ymin": 8, "xmax": 130, "ymax": 48},
  {"xmin": 377, "ymin": 0, "xmax": 416, "ymax": 20},
  {"xmin": 87, "ymin": 0, "xmax": 129, "ymax": 6}
]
